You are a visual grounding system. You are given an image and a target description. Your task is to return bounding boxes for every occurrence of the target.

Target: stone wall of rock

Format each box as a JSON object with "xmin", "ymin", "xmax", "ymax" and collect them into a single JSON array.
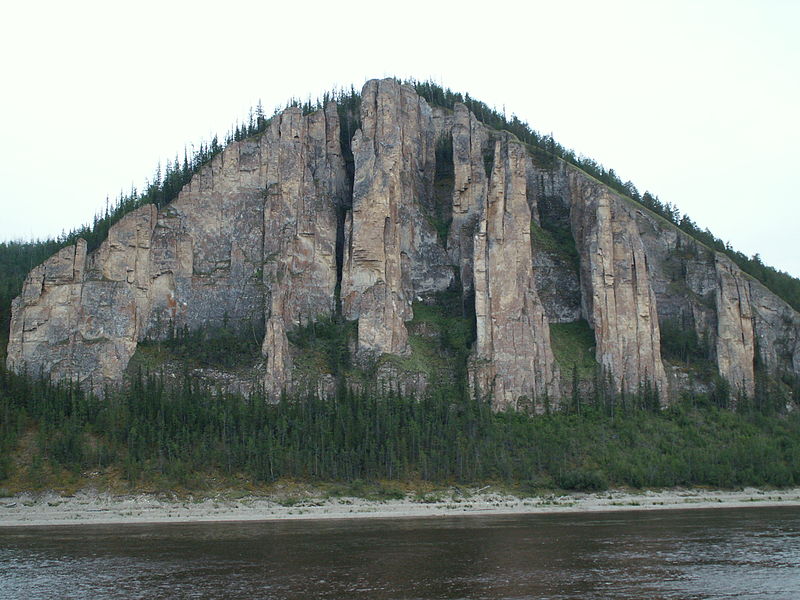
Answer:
[
  {"xmin": 7, "ymin": 103, "xmax": 349, "ymax": 396},
  {"xmin": 341, "ymin": 79, "xmax": 452, "ymax": 357},
  {"xmin": 147, "ymin": 136, "xmax": 267, "ymax": 338},
  {"xmin": 714, "ymin": 255, "xmax": 756, "ymax": 398},
  {"xmin": 749, "ymin": 275, "xmax": 800, "ymax": 383},
  {"xmin": 632, "ymin": 210, "xmax": 718, "ymax": 346},
  {"xmin": 527, "ymin": 161, "xmax": 583, "ymax": 324},
  {"xmin": 632, "ymin": 192, "xmax": 799, "ymax": 400},
  {"xmin": 568, "ymin": 170, "xmax": 669, "ymax": 399},
  {"xmin": 259, "ymin": 103, "xmax": 348, "ymax": 394},
  {"xmin": 7, "ymin": 206, "xmax": 157, "ymax": 393},
  {"xmin": 6, "ymin": 79, "xmax": 800, "ymax": 408},
  {"xmin": 470, "ymin": 135, "xmax": 561, "ymax": 410},
  {"xmin": 448, "ymin": 103, "xmax": 489, "ymax": 293}
]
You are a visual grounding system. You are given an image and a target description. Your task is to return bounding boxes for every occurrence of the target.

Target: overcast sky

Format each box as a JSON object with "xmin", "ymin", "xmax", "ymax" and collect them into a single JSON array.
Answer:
[{"xmin": 1, "ymin": 0, "xmax": 797, "ymax": 276}]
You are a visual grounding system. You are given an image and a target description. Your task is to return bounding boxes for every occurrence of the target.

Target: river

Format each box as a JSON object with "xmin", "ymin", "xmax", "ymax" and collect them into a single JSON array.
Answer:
[{"xmin": 2, "ymin": 506, "xmax": 799, "ymax": 599}]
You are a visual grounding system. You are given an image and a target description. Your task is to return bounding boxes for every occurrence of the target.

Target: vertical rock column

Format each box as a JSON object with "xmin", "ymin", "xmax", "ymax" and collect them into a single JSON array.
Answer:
[
  {"xmin": 341, "ymin": 79, "xmax": 451, "ymax": 357},
  {"xmin": 448, "ymin": 103, "xmax": 489, "ymax": 292},
  {"xmin": 261, "ymin": 103, "xmax": 348, "ymax": 395},
  {"xmin": 471, "ymin": 135, "xmax": 561, "ymax": 411},
  {"xmin": 569, "ymin": 171, "xmax": 668, "ymax": 400},
  {"xmin": 714, "ymin": 255, "xmax": 756, "ymax": 399}
]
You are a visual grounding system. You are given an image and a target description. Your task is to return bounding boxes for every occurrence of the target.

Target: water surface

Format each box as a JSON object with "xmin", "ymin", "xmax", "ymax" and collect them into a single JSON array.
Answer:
[{"xmin": 2, "ymin": 506, "xmax": 799, "ymax": 599}]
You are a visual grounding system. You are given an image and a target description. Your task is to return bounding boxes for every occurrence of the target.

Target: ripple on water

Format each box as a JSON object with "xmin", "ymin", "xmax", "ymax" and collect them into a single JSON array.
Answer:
[{"xmin": 1, "ymin": 506, "xmax": 799, "ymax": 599}]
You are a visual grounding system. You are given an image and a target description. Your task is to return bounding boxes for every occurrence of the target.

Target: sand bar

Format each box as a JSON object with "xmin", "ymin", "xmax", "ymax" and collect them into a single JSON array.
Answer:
[{"xmin": 2, "ymin": 487, "xmax": 800, "ymax": 528}]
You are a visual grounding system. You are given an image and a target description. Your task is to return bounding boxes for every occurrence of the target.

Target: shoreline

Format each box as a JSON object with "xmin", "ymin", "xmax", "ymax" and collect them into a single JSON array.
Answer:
[{"xmin": 2, "ymin": 487, "xmax": 800, "ymax": 528}]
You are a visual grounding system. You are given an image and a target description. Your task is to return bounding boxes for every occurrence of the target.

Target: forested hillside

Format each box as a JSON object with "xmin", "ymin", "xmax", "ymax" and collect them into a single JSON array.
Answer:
[{"xmin": 2, "ymin": 359, "xmax": 800, "ymax": 493}]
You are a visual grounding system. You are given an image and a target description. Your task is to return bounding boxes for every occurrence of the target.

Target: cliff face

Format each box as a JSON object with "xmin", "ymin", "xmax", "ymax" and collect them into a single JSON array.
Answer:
[
  {"xmin": 7, "ymin": 79, "xmax": 800, "ymax": 407},
  {"xmin": 470, "ymin": 135, "xmax": 560, "ymax": 410},
  {"xmin": 8, "ymin": 103, "xmax": 348, "ymax": 396},
  {"xmin": 632, "ymin": 202, "xmax": 799, "ymax": 401},
  {"xmin": 568, "ymin": 172, "xmax": 669, "ymax": 400},
  {"xmin": 259, "ymin": 104, "xmax": 348, "ymax": 395},
  {"xmin": 448, "ymin": 102, "xmax": 488, "ymax": 293},
  {"xmin": 341, "ymin": 79, "xmax": 452, "ymax": 357},
  {"xmin": 7, "ymin": 208, "xmax": 158, "ymax": 391}
]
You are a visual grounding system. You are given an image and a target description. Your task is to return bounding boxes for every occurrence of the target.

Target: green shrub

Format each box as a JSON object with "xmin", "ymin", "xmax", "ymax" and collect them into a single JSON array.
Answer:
[{"xmin": 556, "ymin": 469, "xmax": 609, "ymax": 492}]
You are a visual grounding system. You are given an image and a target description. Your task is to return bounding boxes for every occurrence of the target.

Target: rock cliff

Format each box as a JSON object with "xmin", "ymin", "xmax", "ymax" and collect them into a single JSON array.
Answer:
[
  {"xmin": 8, "ymin": 103, "xmax": 348, "ymax": 396},
  {"xmin": 259, "ymin": 103, "xmax": 348, "ymax": 394},
  {"xmin": 470, "ymin": 135, "xmax": 560, "ymax": 410},
  {"xmin": 6, "ymin": 79, "xmax": 800, "ymax": 408},
  {"xmin": 7, "ymin": 208, "xmax": 157, "ymax": 392},
  {"xmin": 568, "ymin": 172, "xmax": 669, "ymax": 400},
  {"xmin": 341, "ymin": 79, "xmax": 452, "ymax": 357}
]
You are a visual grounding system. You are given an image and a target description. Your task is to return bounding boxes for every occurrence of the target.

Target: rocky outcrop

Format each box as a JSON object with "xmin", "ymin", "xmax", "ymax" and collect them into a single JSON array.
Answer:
[
  {"xmin": 569, "ymin": 171, "xmax": 669, "ymax": 400},
  {"xmin": 6, "ymin": 78, "xmax": 800, "ymax": 409},
  {"xmin": 630, "ymin": 194, "xmax": 799, "ymax": 399},
  {"xmin": 471, "ymin": 135, "xmax": 561, "ymax": 410},
  {"xmin": 341, "ymin": 79, "xmax": 452, "ymax": 357},
  {"xmin": 527, "ymin": 161, "xmax": 583, "ymax": 324},
  {"xmin": 7, "ymin": 206, "xmax": 157, "ymax": 392},
  {"xmin": 259, "ymin": 104, "xmax": 348, "ymax": 394},
  {"xmin": 148, "ymin": 139, "xmax": 267, "ymax": 337},
  {"xmin": 750, "ymin": 281, "xmax": 800, "ymax": 379},
  {"xmin": 714, "ymin": 255, "xmax": 756, "ymax": 399},
  {"xmin": 448, "ymin": 103, "xmax": 489, "ymax": 292},
  {"xmin": 7, "ymin": 103, "xmax": 349, "ymax": 396}
]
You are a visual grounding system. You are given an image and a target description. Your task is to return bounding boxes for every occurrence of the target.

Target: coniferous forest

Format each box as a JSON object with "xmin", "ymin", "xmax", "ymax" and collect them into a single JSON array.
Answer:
[
  {"xmin": 2, "ymin": 347, "xmax": 800, "ymax": 493},
  {"xmin": 2, "ymin": 81, "xmax": 800, "ymax": 495}
]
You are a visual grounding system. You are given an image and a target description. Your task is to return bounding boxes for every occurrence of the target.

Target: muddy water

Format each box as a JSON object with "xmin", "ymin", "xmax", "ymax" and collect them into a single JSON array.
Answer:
[{"xmin": 2, "ymin": 506, "xmax": 799, "ymax": 599}]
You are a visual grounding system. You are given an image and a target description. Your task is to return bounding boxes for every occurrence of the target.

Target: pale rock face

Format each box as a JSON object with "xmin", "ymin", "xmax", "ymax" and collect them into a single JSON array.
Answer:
[
  {"xmin": 633, "ymin": 213, "xmax": 718, "ymax": 355},
  {"xmin": 157, "ymin": 138, "xmax": 266, "ymax": 336},
  {"xmin": 470, "ymin": 135, "xmax": 561, "ymax": 411},
  {"xmin": 749, "ymin": 281, "xmax": 800, "ymax": 380},
  {"xmin": 7, "ymin": 104, "xmax": 348, "ymax": 397},
  {"xmin": 631, "ymin": 198, "xmax": 798, "ymax": 397},
  {"xmin": 7, "ymin": 206, "xmax": 157, "ymax": 393},
  {"xmin": 259, "ymin": 103, "xmax": 348, "ymax": 395},
  {"xmin": 7, "ymin": 79, "xmax": 800, "ymax": 407},
  {"xmin": 448, "ymin": 103, "xmax": 489, "ymax": 292},
  {"xmin": 715, "ymin": 255, "xmax": 756, "ymax": 399},
  {"xmin": 568, "ymin": 171, "xmax": 669, "ymax": 400},
  {"xmin": 341, "ymin": 79, "xmax": 452, "ymax": 357}
]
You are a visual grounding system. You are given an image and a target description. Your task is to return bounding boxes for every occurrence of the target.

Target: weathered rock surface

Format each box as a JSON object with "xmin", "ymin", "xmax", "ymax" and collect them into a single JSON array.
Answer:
[
  {"xmin": 448, "ymin": 103, "xmax": 489, "ymax": 292},
  {"xmin": 527, "ymin": 161, "xmax": 583, "ymax": 324},
  {"xmin": 569, "ymin": 171, "xmax": 669, "ymax": 399},
  {"xmin": 749, "ymin": 278, "xmax": 800, "ymax": 381},
  {"xmin": 341, "ymin": 79, "xmax": 452, "ymax": 357},
  {"xmin": 470, "ymin": 135, "xmax": 561, "ymax": 410},
  {"xmin": 714, "ymin": 255, "xmax": 756, "ymax": 398},
  {"xmin": 6, "ymin": 79, "xmax": 800, "ymax": 408},
  {"xmin": 259, "ymin": 103, "xmax": 348, "ymax": 394},
  {"xmin": 633, "ymin": 203, "xmax": 800, "ymax": 401},
  {"xmin": 7, "ymin": 103, "xmax": 348, "ymax": 396},
  {"xmin": 7, "ymin": 206, "xmax": 157, "ymax": 392}
]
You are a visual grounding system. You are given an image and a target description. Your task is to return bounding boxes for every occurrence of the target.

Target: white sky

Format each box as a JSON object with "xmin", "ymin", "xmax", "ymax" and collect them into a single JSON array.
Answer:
[{"xmin": 1, "ymin": 0, "xmax": 797, "ymax": 277}]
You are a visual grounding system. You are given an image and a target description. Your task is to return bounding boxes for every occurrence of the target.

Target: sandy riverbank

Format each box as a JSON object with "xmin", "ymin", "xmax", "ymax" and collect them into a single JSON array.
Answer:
[{"xmin": 2, "ymin": 487, "xmax": 800, "ymax": 528}]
